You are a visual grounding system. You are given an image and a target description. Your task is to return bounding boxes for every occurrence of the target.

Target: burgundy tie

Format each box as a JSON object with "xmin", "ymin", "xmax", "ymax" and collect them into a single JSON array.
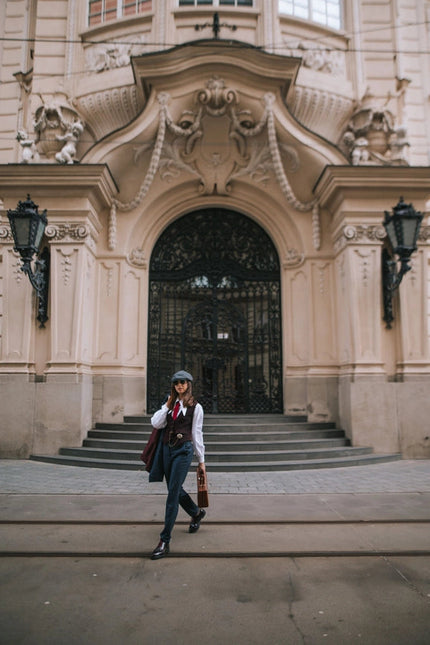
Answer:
[{"xmin": 172, "ymin": 401, "xmax": 180, "ymax": 420}]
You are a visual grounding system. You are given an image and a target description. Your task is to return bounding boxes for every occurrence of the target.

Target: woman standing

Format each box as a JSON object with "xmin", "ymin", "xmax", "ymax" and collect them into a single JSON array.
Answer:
[{"xmin": 150, "ymin": 370, "xmax": 206, "ymax": 560}]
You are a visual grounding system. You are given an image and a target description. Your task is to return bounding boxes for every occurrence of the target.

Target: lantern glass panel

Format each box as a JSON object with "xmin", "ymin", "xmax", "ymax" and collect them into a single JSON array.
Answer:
[
  {"xmin": 13, "ymin": 215, "xmax": 32, "ymax": 248},
  {"xmin": 34, "ymin": 218, "xmax": 46, "ymax": 251},
  {"xmin": 401, "ymin": 217, "xmax": 419, "ymax": 249}
]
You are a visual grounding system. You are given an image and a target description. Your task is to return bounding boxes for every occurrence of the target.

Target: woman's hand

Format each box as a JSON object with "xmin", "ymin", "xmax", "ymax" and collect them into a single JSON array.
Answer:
[{"xmin": 197, "ymin": 463, "xmax": 206, "ymax": 475}]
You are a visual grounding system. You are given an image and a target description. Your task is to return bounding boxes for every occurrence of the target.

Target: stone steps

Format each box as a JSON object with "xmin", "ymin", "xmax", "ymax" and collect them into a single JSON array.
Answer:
[
  {"xmin": 30, "ymin": 452, "xmax": 401, "ymax": 471},
  {"xmin": 83, "ymin": 437, "xmax": 350, "ymax": 451},
  {"xmin": 89, "ymin": 428, "xmax": 343, "ymax": 441},
  {"xmin": 59, "ymin": 445, "xmax": 372, "ymax": 462},
  {"xmin": 30, "ymin": 414, "xmax": 401, "ymax": 471}
]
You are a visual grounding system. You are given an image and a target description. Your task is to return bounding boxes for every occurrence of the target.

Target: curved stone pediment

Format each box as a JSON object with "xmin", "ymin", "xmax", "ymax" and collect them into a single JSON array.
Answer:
[
  {"xmin": 84, "ymin": 41, "xmax": 347, "ymax": 180},
  {"xmin": 82, "ymin": 42, "xmax": 348, "ymax": 251},
  {"xmin": 73, "ymin": 40, "xmax": 355, "ymax": 154}
]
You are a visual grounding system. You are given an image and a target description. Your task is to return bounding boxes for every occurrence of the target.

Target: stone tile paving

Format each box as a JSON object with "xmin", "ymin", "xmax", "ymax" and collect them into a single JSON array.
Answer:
[{"xmin": 0, "ymin": 459, "xmax": 429, "ymax": 495}]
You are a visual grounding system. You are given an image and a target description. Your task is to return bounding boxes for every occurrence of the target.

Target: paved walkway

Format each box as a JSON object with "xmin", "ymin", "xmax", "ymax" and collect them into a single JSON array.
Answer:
[
  {"xmin": 1, "ymin": 458, "xmax": 429, "ymax": 495},
  {"xmin": 2, "ymin": 459, "xmax": 430, "ymax": 645}
]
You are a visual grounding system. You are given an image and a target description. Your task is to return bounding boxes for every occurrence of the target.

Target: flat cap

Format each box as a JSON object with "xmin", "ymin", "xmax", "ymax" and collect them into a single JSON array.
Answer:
[{"xmin": 171, "ymin": 370, "xmax": 193, "ymax": 382}]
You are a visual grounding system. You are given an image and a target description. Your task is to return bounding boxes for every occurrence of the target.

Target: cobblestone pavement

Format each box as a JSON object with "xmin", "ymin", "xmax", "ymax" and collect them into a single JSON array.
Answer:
[{"xmin": 0, "ymin": 459, "xmax": 429, "ymax": 495}]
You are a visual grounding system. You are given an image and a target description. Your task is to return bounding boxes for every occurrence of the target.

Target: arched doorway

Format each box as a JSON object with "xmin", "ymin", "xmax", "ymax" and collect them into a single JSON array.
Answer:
[{"xmin": 147, "ymin": 208, "xmax": 282, "ymax": 413}]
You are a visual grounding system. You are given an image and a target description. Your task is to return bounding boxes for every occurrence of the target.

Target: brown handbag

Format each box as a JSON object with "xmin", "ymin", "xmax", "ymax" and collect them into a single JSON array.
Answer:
[
  {"xmin": 140, "ymin": 426, "xmax": 161, "ymax": 473},
  {"xmin": 197, "ymin": 468, "xmax": 209, "ymax": 508}
]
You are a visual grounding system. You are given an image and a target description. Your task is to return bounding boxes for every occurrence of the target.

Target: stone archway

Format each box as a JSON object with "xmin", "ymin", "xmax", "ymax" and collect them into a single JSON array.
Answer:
[{"xmin": 147, "ymin": 207, "xmax": 282, "ymax": 413}]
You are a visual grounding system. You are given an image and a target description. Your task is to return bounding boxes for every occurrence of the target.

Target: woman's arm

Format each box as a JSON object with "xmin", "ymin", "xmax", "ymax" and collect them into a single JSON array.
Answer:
[
  {"xmin": 151, "ymin": 403, "xmax": 169, "ymax": 429},
  {"xmin": 191, "ymin": 403, "xmax": 205, "ymax": 464}
]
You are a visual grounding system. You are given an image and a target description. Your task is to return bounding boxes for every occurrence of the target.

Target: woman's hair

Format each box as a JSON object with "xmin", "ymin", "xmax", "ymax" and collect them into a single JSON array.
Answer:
[{"xmin": 168, "ymin": 380, "xmax": 195, "ymax": 410}]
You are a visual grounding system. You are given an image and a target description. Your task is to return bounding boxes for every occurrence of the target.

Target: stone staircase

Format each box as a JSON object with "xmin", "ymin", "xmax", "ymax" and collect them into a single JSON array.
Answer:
[{"xmin": 30, "ymin": 415, "xmax": 401, "ymax": 471}]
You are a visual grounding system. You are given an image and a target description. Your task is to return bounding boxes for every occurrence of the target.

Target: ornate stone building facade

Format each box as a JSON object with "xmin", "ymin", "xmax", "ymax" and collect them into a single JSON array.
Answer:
[{"xmin": 0, "ymin": 0, "xmax": 429, "ymax": 459}]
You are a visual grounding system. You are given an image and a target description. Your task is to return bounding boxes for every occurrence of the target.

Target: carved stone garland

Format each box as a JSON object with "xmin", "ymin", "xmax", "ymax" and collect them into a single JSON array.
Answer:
[{"xmin": 108, "ymin": 82, "xmax": 320, "ymax": 250}]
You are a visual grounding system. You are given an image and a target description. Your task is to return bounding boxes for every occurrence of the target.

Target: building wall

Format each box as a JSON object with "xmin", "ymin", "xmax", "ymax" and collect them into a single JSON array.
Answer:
[
  {"xmin": 1, "ymin": 1, "xmax": 430, "ymax": 166},
  {"xmin": 1, "ymin": 0, "xmax": 430, "ymax": 459}
]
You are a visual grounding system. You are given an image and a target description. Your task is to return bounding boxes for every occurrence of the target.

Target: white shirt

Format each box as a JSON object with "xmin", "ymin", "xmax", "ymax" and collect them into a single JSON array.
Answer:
[{"xmin": 151, "ymin": 400, "xmax": 205, "ymax": 463}]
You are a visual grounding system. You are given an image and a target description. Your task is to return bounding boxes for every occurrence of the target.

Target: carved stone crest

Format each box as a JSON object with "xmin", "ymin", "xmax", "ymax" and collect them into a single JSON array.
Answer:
[
  {"xmin": 112, "ymin": 81, "xmax": 319, "ymax": 249},
  {"xmin": 155, "ymin": 77, "xmax": 281, "ymax": 195}
]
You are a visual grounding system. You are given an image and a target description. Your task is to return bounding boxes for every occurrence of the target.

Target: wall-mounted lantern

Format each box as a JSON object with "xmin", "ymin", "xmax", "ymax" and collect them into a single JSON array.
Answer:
[
  {"xmin": 7, "ymin": 195, "xmax": 49, "ymax": 327},
  {"xmin": 382, "ymin": 197, "xmax": 423, "ymax": 328}
]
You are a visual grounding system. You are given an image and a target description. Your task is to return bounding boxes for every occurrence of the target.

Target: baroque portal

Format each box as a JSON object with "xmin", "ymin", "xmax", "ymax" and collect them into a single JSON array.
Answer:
[{"xmin": 147, "ymin": 208, "xmax": 282, "ymax": 415}]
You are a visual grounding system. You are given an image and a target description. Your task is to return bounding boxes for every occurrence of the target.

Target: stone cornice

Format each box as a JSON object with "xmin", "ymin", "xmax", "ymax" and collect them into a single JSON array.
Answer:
[
  {"xmin": 0, "ymin": 165, "xmax": 118, "ymax": 248},
  {"xmin": 0, "ymin": 164, "xmax": 118, "ymax": 210},
  {"xmin": 314, "ymin": 165, "xmax": 430, "ymax": 211},
  {"xmin": 131, "ymin": 40, "xmax": 302, "ymax": 97}
]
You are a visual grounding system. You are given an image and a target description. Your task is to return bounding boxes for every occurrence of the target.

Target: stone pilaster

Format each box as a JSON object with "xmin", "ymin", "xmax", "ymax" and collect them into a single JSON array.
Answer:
[
  {"xmin": 45, "ymin": 221, "xmax": 98, "ymax": 373},
  {"xmin": 0, "ymin": 224, "xmax": 34, "ymax": 373},
  {"xmin": 0, "ymin": 165, "xmax": 117, "ymax": 456},
  {"xmin": 332, "ymin": 222, "xmax": 386, "ymax": 375},
  {"xmin": 315, "ymin": 166, "xmax": 430, "ymax": 456},
  {"xmin": 282, "ymin": 246, "xmax": 339, "ymax": 423}
]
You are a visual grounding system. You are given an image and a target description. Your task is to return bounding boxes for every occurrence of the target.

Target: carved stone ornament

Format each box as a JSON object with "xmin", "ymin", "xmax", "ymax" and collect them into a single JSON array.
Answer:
[
  {"xmin": 55, "ymin": 120, "xmax": 84, "ymax": 165},
  {"xmin": 85, "ymin": 35, "xmax": 147, "ymax": 73},
  {"xmin": 109, "ymin": 79, "xmax": 321, "ymax": 251},
  {"xmin": 45, "ymin": 223, "xmax": 96, "ymax": 251},
  {"xmin": 127, "ymin": 248, "xmax": 147, "ymax": 268},
  {"xmin": 33, "ymin": 96, "xmax": 84, "ymax": 162},
  {"xmin": 284, "ymin": 42, "xmax": 346, "ymax": 77},
  {"xmin": 0, "ymin": 224, "xmax": 13, "ymax": 242},
  {"xmin": 16, "ymin": 129, "xmax": 39, "ymax": 163},
  {"xmin": 283, "ymin": 248, "xmax": 305, "ymax": 269},
  {"xmin": 288, "ymin": 87, "xmax": 353, "ymax": 143},
  {"xmin": 156, "ymin": 77, "xmax": 280, "ymax": 196},
  {"xmin": 45, "ymin": 223, "xmax": 90, "ymax": 241},
  {"xmin": 334, "ymin": 224, "xmax": 386, "ymax": 253},
  {"xmin": 74, "ymin": 86, "xmax": 143, "ymax": 143},
  {"xmin": 281, "ymin": 41, "xmax": 353, "ymax": 141},
  {"xmin": 14, "ymin": 69, "xmax": 33, "ymax": 94},
  {"xmin": 341, "ymin": 89, "xmax": 410, "ymax": 166},
  {"xmin": 418, "ymin": 226, "xmax": 430, "ymax": 243}
]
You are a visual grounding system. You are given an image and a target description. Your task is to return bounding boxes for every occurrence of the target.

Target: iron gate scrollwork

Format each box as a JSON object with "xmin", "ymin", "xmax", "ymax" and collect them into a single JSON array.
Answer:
[{"xmin": 147, "ymin": 209, "xmax": 282, "ymax": 414}]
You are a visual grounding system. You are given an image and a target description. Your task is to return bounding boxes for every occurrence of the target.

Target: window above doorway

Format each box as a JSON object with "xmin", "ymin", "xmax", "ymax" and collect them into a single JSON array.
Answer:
[
  {"xmin": 279, "ymin": 0, "xmax": 342, "ymax": 30},
  {"xmin": 88, "ymin": 0, "xmax": 152, "ymax": 28}
]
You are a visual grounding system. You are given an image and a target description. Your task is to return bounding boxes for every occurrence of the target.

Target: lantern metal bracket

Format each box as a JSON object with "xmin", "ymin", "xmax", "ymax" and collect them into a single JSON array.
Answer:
[
  {"xmin": 20, "ymin": 247, "xmax": 50, "ymax": 327},
  {"xmin": 382, "ymin": 247, "xmax": 411, "ymax": 329},
  {"xmin": 381, "ymin": 197, "xmax": 423, "ymax": 329}
]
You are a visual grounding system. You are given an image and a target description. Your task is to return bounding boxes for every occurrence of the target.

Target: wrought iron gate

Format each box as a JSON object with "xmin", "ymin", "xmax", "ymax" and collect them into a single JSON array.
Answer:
[{"xmin": 147, "ymin": 209, "xmax": 282, "ymax": 413}]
